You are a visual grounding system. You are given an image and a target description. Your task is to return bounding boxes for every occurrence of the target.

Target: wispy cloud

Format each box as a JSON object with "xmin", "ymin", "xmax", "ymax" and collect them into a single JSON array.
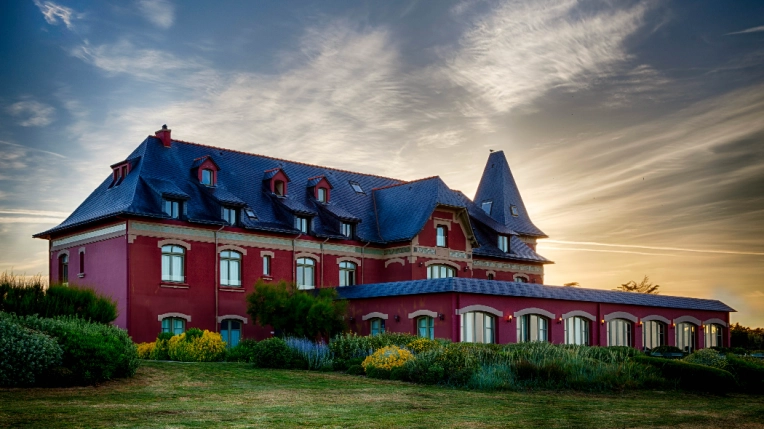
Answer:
[
  {"xmin": 543, "ymin": 240, "xmax": 764, "ymax": 257},
  {"xmin": 33, "ymin": 0, "xmax": 80, "ymax": 30},
  {"xmin": 726, "ymin": 25, "xmax": 764, "ymax": 36},
  {"xmin": 538, "ymin": 245, "xmax": 678, "ymax": 257},
  {"xmin": 137, "ymin": 0, "xmax": 175, "ymax": 29},
  {"xmin": 6, "ymin": 99, "xmax": 55, "ymax": 127},
  {"xmin": 0, "ymin": 140, "xmax": 65, "ymax": 159}
]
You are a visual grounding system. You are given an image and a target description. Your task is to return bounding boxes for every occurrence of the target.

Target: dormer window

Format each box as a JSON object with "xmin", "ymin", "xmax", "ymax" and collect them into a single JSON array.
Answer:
[
  {"xmin": 510, "ymin": 205, "xmax": 519, "ymax": 216},
  {"xmin": 222, "ymin": 207, "xmax": 237, "ymax": 225},
  {"xmin": 436, "ymin": 225, "xmax": 448, "ymax": 247},
  {"xmin": 110, "ymin": 162, "xmax": 130, "ymax": 187},
  {"xmin": 498, "ymin": 235, "xmax": 509, "ymax": 253},
  {"xmin": 317, "ymin": 188, "xmax": 327, "ymax": 203},
  {"xmin": 349, "ymin": 181, "xmax": 364, "ymax": 194},
  {"xmin": 201, "ymin": 169, "xmax": 214, "ymax": 186},
  {"xmin": 275, "ymin": 180, "xmax": 285, "ymax": 196},
  {"xmin": 340, "ymin": 222, "xmax": 353, "ymax": 238},
  {"xmin": 481, "ymin": 200, "xmax": 492, "ymax": 215},
  {"xmin": 163, "ymin": 198, "xmax": 181, "ymax": 219},
  {"xmin": 294, "ymin": 216, "xmax": 309, "ymax": 233}
]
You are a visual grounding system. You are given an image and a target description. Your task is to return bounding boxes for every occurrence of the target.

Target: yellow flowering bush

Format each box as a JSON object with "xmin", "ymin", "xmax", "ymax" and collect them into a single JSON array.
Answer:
[
  {"xmin": 362, "ymin": 346, "xmax": 414, "ymax": 371},
  {"xmin": 167, "ymin": 330, "xmax": 227, "ymax": 362},
  {"xmin": 136, "ymin": 342, "xmax": 155, "ymax": 359},
  {"xmin": 406, "ymin": 338, "xmax": 440, "ymax": 354}
]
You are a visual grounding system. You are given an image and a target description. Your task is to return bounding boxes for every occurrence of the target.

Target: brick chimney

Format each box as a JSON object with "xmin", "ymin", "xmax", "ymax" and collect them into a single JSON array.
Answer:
[{"xmin": 155, "ymin": 124, "xmax": 172, "ymax": 147}]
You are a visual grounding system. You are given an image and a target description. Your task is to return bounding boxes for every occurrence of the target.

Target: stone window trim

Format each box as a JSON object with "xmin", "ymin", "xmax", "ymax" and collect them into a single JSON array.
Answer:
[
  {"xmin": 260, "ymin": 250, "xmax": 275, "ymax": 258},
  {"xmin": 514, "ymin": 307, "xmax": 555, "ymax": 320},
  {"xmin": 217, "ymin": 315, "xmax": 248, "ymax": 324},
  {"xmin": 424, "ymin": 259, "xmax": 460, "ymax": 270},
  {"xmin": 336, "ymin": 256, "xmax": 362, "ymax": 266},
  {"xmin": 56, "ymin": 249, "xmax": 70, "ymax": 259},
  {"xmin": 408, "ymin": 309, "xmax": 438, "ymax": 319},
  {"xmin": 513, "ymin": 274, "xmax": 529, "ymax": 282},
  {"xmin": 673, "ymin": 315, "xmax": 701, "ymax": 326},
  {"xmin": 604, "ymin": 311, "xmax": 638, "ymax": 323},
  {"xmin": 361, "ymin": 312, "xmax": 388, "ymax": 321},
  {"xmin": 157, "ymin": 312, "xmax": 191, "ymax": 322},
  {"xmin": 703, "ymin": 318, "xmax": 728, "ymax": 327},
  {"xmin": 485, "ymin": 270, "xmax": 496, "ymax": 278},
  {"xmin": 384, "ymin": 258, "xmax": 405, "ymax": 268},
  {"xmin": 78, "ymin": 247, "xmax": 86, "ymax": 254},
  {"xmin": 433, "ymin": 219, "xmax": 452, "ymax": 231},
  {"xmin": 642, "ymin": 315, "xmax": 671, "ymax": 324},
  {"xmin": 561, "ymin": 310, "xmax": 596, "ymax": 321},
  {"xmin": 294, "ymin": 252, "xmax": 320, "ymax": 261},
  {"xmin": 456, "ymin": 305, "xmax": 503, "ymax": 317},
  {"xmin": 157, "ymin": 239, "xmax": 191, "ymax": 250},
  {"xmin": 218, "ymin": 244, "xmax": 247, "ymax": 255}
]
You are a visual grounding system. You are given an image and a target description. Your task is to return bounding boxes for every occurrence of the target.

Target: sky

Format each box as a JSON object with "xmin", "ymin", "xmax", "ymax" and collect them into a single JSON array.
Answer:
[{"xmin": 1, "ymin": 0, "xmax": 763, "ymax": 326}]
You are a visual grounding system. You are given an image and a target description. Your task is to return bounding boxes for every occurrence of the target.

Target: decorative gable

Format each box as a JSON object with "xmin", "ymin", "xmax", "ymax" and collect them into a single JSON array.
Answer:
[
  {"xmin": 263, "ymin": 168, "xmax": 291, "ymax": 196},
  {"xmin": 191, "ymin": 156, "xmax": 220, "ymax": 186},
  {"xmin": 307, "ymin": 175, "xmax": 333, "ymax": 203}
]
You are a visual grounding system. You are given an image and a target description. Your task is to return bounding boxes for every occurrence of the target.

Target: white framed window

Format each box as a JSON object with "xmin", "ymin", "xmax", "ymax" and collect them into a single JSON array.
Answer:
[
  {"xmin": 436, "ymin": 225, "xmax": 447, "ymax": 247},
  {"xmin": 461, "ymin": 312, "xmax": 494, "ymax": 344},
  {"xmin": 220, "ymin": 250, "xmax": 242, "ymax": 287},
  {"xmin": 222, "ymin": 207, "xmax": 237, "ymax": 225},
  {"xmin": 317, "ymin": 188, "xmax": 327, "ymax": 202},
  {"xmin": 349, "ymin": 181, "xmax": 364, "ymax": 194},
  {"xmin": 518, "ymin": 314, "xmax": 549, "ymax": 343},
  {"xmin": 294, "ymin": 216, "xmax": 308, "ymax": 233},
  {"xmin": 607, "ymin": 319, "xmax": 632, "ymax": 347},
  {"xmin": 296, "ymin": 257, "xmax": 315, "ymax": 290},
  {"xmin": 163, "ymin": 199, "xmax": 181, "ymax": 219},
  {"xmin": 274, "ymin": 180, "xmax": 285, "ymax": 196},
  {"xmin": 565, "ymin": 317, "xmax": 590, "ymax": 345},
  {"xmin": 481, "ymin": 200, "xmax": 492, "ymax": 215},
  {"xmin": 339, "ymin": 261, "xmax": 357, "ymax": 287},
  {"xmin": 161, "ymin": 245, "xmax": 185, "ymax": 283},
  {"xmin": 498, "ymin": 235, "xmax": 508, "ymax": 252},
  {"xmin": 201, "ymin": 169, "xmax": 214, "ymax": 186},
  {"xmin": 220, "ymin": 319, "xmax": 242, "ymax": 348},
  {"xmin": 704, "ymin": 324, "xmax": 723, "ymax": 348},
  {"xmin": 514, "ymin": 275, "xmax": 529, "ymax": 283},
  {"xmin": 417, "ymin": 316, "xmax": 434, "ymax": 340},
  {"xmin": 643, "ymin": 321, "xmax": 666, "ymax": 350},
  {"xmin": 263, "ymin": 255, "xmax": 271, "ymax": 276},
  {"xmin": 58, "ymin": 254, "xmax": 69, "ymax": 285},
  {"xmin": 510, "ymin": 205, "xmax": 519, "ymax": 216},
  {"xmin": 370, "ymin": 318, "xmax": 385, "ymax": 336},
  {"xmin": 340, "ymin": 222, "xmax": 353, "ymax": 238},
  {"xmin": 162, "ymin": 317, "xmax": 186, "ymax": 335},
  {"xmin": 427, "ymin": 264, "xmax": 456, "ymax": 279},
  {"xmin": 676, "ymin": 322, "xmax": 696, "ymax": 352}
]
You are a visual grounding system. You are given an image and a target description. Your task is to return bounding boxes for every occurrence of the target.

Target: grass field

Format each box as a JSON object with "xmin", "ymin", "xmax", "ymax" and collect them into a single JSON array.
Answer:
[{"xmin": 1, "ymin": 361, "xmax": 763, "ymax": 429}]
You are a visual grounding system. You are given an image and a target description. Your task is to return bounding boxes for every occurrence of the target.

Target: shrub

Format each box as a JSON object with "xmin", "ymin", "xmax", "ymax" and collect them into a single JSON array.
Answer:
[
  {"xmin": 725, "ymin": 355, "xmax": 764, "ymax": 393},
  {"xmin": 167, "ymin": 330, "xmax": 227, "ymax": 362},
  {"xmin": 136, "ymin": 342, "xmax": 155, "ymax": 359},
  {"xmin": 683, "ymin": 349, "xmax": 727, "ymax": 369},
  {"xmin": 362, "ymin": 346, "xmax": 414, "ymax": 373},
  {"xmin": 0, "ymin": 273, "xmax": 117, "ymax": 324},
  {"xmin": 0, "ymin": 316, "xmax": 63, "ymax": 387},
  {"xmin": 406, "ymin": 338, "xmax": 440, "ymax": 354},
  {"xmin": 650, "ymin": 345, "xmax": 684, "ymax": 355},
  {"xmin": 7, "ymin": 313, "xmax": 138, "ymax": 385},
  {"xmin": 150, "ymin": 338, "xmax": 171, "ymax": 360},
  {"xmin": 330, "ymin": 333, "xmax": 374, "ymax": 366},
  {"xmin": 403, "ymin": 350, "xmax": 446, "ymax": 385},
  {"xmin": 252, "ymin": 337, "xmax": 293, "ymax": 369},
  {"xmin": 346, "ymin": 364, "xmax": 365, "ymax": 376},
  {"xmin": 285, "ymin": 337, "xmax": 334, "ymax": 370},
  {"xmin": 634, "ymin": 355, "xmax": 736, "ymax": 392},
  {"xmin": 226, "ymin": 339, "xmax": 258, "ymax": 363},
  {"xmin": 390, "ymin": 366, "xmax": 408, "ymax": 381}
]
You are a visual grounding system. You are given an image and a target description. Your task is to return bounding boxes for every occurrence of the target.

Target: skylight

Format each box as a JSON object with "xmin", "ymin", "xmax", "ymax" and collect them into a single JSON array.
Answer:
[
  {"xmin": 481, "ymin": 201, "xmax": 492, "ymax": 215},
  {"xmin": 349, "ymin": 181, "xmax": 364, "ymax": 194},
  {"xmin": 510, "ymin": 205, "xmax": 519, "ymax": 216},
  {"xmin": 244, "ymin": 208, "xmax": 257, "ymax": 219}
]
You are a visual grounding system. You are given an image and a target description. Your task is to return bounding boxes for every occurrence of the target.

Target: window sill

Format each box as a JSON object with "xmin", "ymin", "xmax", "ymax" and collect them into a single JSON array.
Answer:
[
  {"xmin": 77, "ymin": 273, "xmax": 86, "ymax": 278},
  {"xmin": 219, "ymin": 287, "xmax": 245, "ymax": 293},
  {"xmin": 161, "ymin": 283, "xmax": 189, "ymax": 289},
  {"xmin": 261, "ymin": 276, "xmax": 273, "ymax": 281}
]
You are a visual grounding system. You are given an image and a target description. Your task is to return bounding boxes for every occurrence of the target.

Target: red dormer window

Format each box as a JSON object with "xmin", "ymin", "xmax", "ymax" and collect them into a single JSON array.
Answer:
[
  {"xmin": 201, "ymin": 169, "xmax": 214, "ymax": 186},
  {"xmin": 110, "ymin": 161, "xmax": 131, "ymax": 187},
  {"xmin": 275, "ymin": 180, "xmax": 285, "ymax": 196},
  {"xmin": 317, "ymin": 187, "xmax": 327, "ymax": 202},
  {"xmin": 194, "ymin": 157, "xmax": 219, "ymax": 186},
  {"xmin": 264, "ymin": 168, "xmax": 291, "ymax": 196},
  {"xmin": 308, "ymin": 176, "xmax": 332, "ymax": 203}
]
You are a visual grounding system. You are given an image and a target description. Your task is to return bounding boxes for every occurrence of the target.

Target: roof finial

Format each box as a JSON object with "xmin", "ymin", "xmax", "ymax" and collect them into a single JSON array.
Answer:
[
  {"xmin": 162, "ymin": 124, "xmax": 168, "ymax": 130},
  {"xmin": 489, "ymin": 149, "xmax": 494, "ymax": 153}
]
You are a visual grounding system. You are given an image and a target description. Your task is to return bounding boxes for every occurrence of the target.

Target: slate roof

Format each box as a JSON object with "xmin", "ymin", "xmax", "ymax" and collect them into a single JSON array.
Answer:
[
  {"xmin": 34, "ymin": 135, "xmax": 550, "ymax": 264},
  {"xmin": 474, "ymin": 151, "xmax": 546, "ymax": 237},
  {"xmin": 335, "ymin": 277, "xmax": 736, "ymax": 313}
]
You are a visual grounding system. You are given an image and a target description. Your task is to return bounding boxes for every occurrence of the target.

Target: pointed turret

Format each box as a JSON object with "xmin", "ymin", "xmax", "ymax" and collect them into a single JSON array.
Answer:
[{"xmin": 474, "ymin": 151, "xmax": 546, "ymax": 237}]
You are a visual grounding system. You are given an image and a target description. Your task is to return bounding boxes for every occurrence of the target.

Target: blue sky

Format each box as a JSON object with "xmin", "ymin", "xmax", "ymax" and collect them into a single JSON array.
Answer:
[{"xmin": 1, "ymin": 0, "xmax": 764, "ymax": 325}]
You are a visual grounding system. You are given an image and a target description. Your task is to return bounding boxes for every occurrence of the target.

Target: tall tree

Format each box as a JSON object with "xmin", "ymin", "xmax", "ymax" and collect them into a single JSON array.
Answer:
[{"xmin": 616, "ymin": 276, "xmax": 660, "ymax": 294}]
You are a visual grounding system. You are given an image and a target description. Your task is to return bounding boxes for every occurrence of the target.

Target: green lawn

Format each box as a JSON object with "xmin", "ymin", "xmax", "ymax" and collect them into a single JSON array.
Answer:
[{"xmin": 1, "ymin": 362, "xmax": 763, "ymax": 429}]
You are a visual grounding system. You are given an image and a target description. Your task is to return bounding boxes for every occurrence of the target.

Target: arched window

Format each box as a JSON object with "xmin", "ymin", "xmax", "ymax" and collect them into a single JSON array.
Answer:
[
  {"xmin": 518, "ymin": 314, "xmax": 549, "ymax": 343},
  {"xmin": 370, "ymin": 318, "xmax": 385, "ymax": 336},
  {"xmin": 514, "ymin": 275, "xmax": 529, "ymax": 283},
  {"xmin": 427, "ymin": 264, "xmax": 456, "ymax": 279},
  {"xmin": 220, "ymin": 250, "xmax": 242, "ymax": 287},
  {"xmin": 161, "ymin": 317, "xmax": 186, "ymax": 335},
  {"xmin": 58, "ymin": 254, "xmax": 69, "ymax": 284},
  {"xmin": 704, "ymin": 324, "xmax": 724, "ymax": 348},
  {"xmin": 643, "ymin": 320, "xmax": 667, "ymax": 350},
  {"xmin": 461, "ymin": 312, "xmax": 494, "ymax": 344},
  {"xmin": 296, "ymin": 258, "xmax": 315, "ymax": 290},
  {"xmin": 607, "ymin": 319, "xmax": 632, "ymax": 347},
  {"xmin": 564, "ymin": 316, "xmax": 590, "ymax": 345},
  {"xmin": 161, "ymin": 245, "xmax": 185, "ymax": 283},
  {"xmin": 417, "ymin": 316, "xmax": 434, "ymax": 340},
  {"xmin": 339, "ymin": 261, "xmax": 356, "ymax": 287},
  {"xmin": 220, "ymin": 319, "xmax": 242, "ymax": 348},
  {"xmin": 676, "ymin": 322, "xmax": 696, "ymax": 352},
  {"xmin": 201, "ymin": 169, "xmax": 214, "ymax": 186}
]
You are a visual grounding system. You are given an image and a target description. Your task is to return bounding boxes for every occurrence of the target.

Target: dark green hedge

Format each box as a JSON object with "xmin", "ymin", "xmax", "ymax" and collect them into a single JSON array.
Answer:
[
  {"xmin": 725, "ymin": 355, "xmax": 764, "ymax": 394},
  {"xmin": 633, "ymin": 355, "xmax": 736, "ymax": 392},
  {"xmin": 0, "ymin": 281, "xmax": 117, "ymax": 324}
]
